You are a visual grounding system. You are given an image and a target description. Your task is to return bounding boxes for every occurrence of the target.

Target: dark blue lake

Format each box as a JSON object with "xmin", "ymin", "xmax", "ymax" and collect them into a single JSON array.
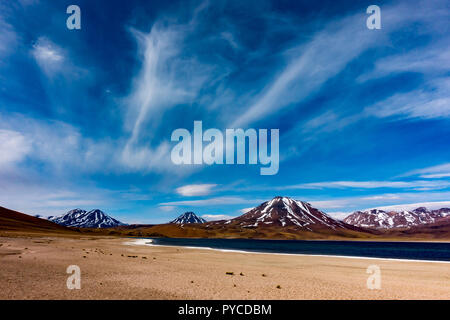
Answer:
[{"xmin": 148, "ymin": 238, "xmax": 450, "ymax": 262}]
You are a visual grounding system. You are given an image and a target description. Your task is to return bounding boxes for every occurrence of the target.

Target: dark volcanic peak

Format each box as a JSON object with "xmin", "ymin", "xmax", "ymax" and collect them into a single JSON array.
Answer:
[
  {"xmin": 170, "ymin": 212, "xmax": 206, "ymax": 224},
  {"xmin": 228, "ymin": 196, "xmax": 350, "ymax": 231},
  {"xmin": 49, "ymin": 208, "xmax": 125, "ymax": 228},
  {"xmin": 344, "ymin": 207, "xmax": 450, "ymax": 230}
]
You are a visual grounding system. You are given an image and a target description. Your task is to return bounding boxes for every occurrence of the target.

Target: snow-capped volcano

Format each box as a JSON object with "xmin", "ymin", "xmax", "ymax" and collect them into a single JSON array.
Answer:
[
  {"xmin": 226, "ymin": 196, "xmax": 352, "ymax": 231},
  {"xmin": 170, "ymin": 212, "xmax": 206, "ymax": 224},
  {"xmin": 343, "ymin": 207, "xmax": 450, "ymax": 229},
  {"xmin": 49, "ymin": 208, "xmax": 125, "ymax": 228}
]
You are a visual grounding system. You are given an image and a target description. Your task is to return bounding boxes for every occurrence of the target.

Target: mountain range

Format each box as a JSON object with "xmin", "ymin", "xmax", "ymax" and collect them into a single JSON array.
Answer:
[
  {"xmin": 2, "ymin": 196, "xmax": 450, "ymax": 239},
  {"xmin": 343, "ymin": 207, "xmax": 450, "ymax": 229}
]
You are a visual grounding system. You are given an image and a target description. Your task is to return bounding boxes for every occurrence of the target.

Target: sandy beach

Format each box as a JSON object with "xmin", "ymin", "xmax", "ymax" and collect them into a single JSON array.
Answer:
[{"xmin": 0, "ymin": 234, "xmax": 449, "ymax": 300}]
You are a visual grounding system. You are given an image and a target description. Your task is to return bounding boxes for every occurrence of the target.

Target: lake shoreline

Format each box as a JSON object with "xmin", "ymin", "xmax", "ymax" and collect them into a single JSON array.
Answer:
[{"xmin": 125, "ymin": 238, "xmax": 450, "ymax": 263}]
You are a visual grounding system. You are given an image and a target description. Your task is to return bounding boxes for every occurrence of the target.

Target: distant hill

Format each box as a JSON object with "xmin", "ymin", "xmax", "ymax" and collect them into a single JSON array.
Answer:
[
  {"xmin": 384, "ymin": 219, "xmax": 450, "ymax": 240},
  {"xmin": 170, "ymin": 212, "xmax": 206, "ymax": 224}
]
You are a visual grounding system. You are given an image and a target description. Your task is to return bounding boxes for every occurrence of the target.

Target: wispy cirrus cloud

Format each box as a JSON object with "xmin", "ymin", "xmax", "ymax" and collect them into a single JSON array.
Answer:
[
  {"xmin": 365, "ymin": 77, "xmax": 450, "ymax": 120},
  {"xmin": 358, "ymin": 41, "xmax": 450, "ymax": 82},
  {"xmin": 231, "ymin": 11, "xmax": 383, "ymax": 127},
  {"xmin": 0, "ymin": 13, "xmax": 17, "ymax": 60},
  {"xmin": 230, "ymin": 0, "xmax": 446, "ymax": 127},
  {"xmin": 403, "ymin": 163, "xmax": 450, "ymax": 179}
]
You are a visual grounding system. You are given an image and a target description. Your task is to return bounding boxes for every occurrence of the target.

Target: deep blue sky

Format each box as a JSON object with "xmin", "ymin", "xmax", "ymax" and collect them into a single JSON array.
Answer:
[{"xmin": 1, "ymin": 0, "xmax": 449, "ymax": 223}]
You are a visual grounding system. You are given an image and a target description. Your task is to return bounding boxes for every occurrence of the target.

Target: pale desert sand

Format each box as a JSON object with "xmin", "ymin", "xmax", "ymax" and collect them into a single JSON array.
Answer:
[{"xmin": 0, "ymin": 235, "xmax": 449, "ymax": 300}]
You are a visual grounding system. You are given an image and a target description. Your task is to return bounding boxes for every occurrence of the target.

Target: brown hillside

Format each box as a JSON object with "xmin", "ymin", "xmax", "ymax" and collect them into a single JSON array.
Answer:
[{"xmin": 0, "ymin": 206, "xmax": 77, "ymax": 234}]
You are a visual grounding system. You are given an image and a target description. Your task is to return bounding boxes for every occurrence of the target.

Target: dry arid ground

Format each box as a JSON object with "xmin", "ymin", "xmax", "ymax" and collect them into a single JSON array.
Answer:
[{"xmin": 0, "ymin": 234, "xmax": 449, "ymax": 300}]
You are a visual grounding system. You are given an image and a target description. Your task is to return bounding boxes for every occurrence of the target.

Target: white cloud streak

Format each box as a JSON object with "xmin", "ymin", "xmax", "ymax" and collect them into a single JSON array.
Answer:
[
  {"xmin": 283, "ymin": 180, "xmax": 450, "ymax": 190},
  {"xmin": 31, "ymin": 37, "xmax": 65, "ymax": 77},
  {"xmin": 159, "ymin": 206, "xmax": 176, "ymax": 212},
  {"xmin": 0, "ymin": 13, "xmax": 17, "ymax": 59},
  {"xmin": 374, "ymin": 201, "xmax": 450, "ymax": 212},
  {"xmin": 202, "ymin": 214, "xmax": 236, "ymax": 221},
  {"xmin": 365, "ymin": 77, "xmax": 450, "ymax": 120},
  {"xmin": 159, "ymin": 196, "xmax": 264, "ymax": 207},
  {"xmin": 0, "ymin": 129, "xmax": 31, "ymax": 168},
  {"xmin": 358, "ymin": 41, "xmax": 450, "ymax": 82},
  {"xmin": 176, "ymin": 184, "xmax": 217, "ymax": 196},
  {"xmin": 404, "ymin": 163, "xmax": 450, "ymax": 179}
]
